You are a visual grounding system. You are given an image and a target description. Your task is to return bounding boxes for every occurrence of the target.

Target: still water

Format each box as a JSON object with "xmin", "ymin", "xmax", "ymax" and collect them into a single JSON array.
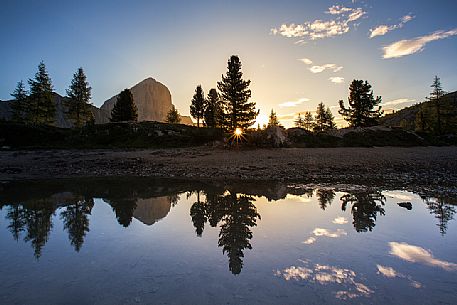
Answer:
[{"xmin": 0, "ymin": 178, "xmax": 456, "ymax": 305}]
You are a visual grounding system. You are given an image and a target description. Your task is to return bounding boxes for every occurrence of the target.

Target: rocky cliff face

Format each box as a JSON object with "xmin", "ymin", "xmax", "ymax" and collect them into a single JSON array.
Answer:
[{"xmin": 100, "ymin": 78, "xmax": 172, "ymax": 122}]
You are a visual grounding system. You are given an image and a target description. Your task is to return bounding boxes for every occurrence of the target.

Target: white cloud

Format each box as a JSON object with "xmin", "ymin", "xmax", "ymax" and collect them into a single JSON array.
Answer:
[
  {"xmin": 303, "ymin": 237, "xmax": 316, "ymax": 244},
  {"xmin": 370, "ymin": 14, "xmax": 415, "ymax": 38},
  {"xmin": 381, "ymin": 98, "xmax": 416, "ymax": 107},
  {"xmin": 298, "ymin": 58, "xmax": 313, "ymax": 65},
  {"xmin": 333, "ymin": 217, "xmax": 348, "ymax": 224},
  {"xmin": 312, "ymin": 228, "xmax": 347, "ymax": 238},
  {"xmin": 279, "ymin": 97, "xmax": 310, "ymax": 108},
  {"xmin": 389, "ymin": 242, "xmax": 457, "ymax": 271},
  {"xmin": 309, "ymin": 64, "xmax": 343, "ymax": 73},
  {"xmin": 376, "ymin": 264, "xmax": 422, "ymax": 288},
  {"xmin": 383, "ymin": 28, "xmax": 457, "ymax": 58},
  {"xmin": 271, "ymin": 6, "xmax": 365, "ymax": 40},
  {"xmin": 330, "ymin": 77, "xmax": 345, "ymax": 84}
]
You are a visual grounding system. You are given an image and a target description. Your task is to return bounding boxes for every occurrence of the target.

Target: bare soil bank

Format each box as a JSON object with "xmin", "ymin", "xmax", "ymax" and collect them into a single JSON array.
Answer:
[{"xmin": 1, "ymin": 146, "xmax": 456, "ymax": 186}]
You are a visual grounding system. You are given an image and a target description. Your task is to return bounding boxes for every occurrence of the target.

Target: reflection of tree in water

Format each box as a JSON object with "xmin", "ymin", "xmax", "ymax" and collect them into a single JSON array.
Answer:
[
  {"xmin": 60, "ymin": 197, "xmax": 94, "ymax": 251},
  {"xmin": 340, "ymin": 191, "xmax": 385, "ymax": 232},
  {"xmin": 422, "ymin": 195, "xmax": 456, "ymax": 235},
  {"xmin": 316, "ymin": 189, "xmax": 335, "ymax": 210},
  {"xmin": 190, "ymin": 191, "xmax": 206, "ymax": 236},
  {"xmin": 5, "ymin": 200, "xmax": 56, "ymax": 259},
  {"xmin": 189, "ymin": 190, "xmax": 260, "ymax": 275},
  {"xmin": 107, "ymin": 199, "xmax": 137, "ymax": 227}
]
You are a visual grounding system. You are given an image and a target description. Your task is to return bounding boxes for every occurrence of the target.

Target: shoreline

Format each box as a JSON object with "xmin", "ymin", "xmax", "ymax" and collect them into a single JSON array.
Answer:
[{"xmin": 1, "ymin": 146, "xmax": 457, "ymax": 187}]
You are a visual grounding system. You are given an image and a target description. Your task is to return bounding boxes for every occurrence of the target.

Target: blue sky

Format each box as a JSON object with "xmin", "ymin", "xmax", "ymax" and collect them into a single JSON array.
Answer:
[{"xmin": 1, "ymin": 0, "xmax": 456, "ymax": 126}]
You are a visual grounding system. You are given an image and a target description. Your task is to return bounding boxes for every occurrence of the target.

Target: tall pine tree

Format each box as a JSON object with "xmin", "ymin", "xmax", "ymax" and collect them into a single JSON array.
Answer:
[
  {"xmin": 339, "ymin": 80, "xmax": 383, "ymax": 127},
  {"xmin": 267, "ymin": 109, "xmax": 281, "ymax": 127},
  {"xmin": 428, "ymin": 75, "xmax": 445, "ymax": 134},
  {"xmin": 217, "ymin": 55, "xmax": 257, "ymax": 130},
  {"xmin": 110, "ymin": 89, "xmax": 138, "ymax": 122},
  {"xmin": 11, "ymin": 80, "xmax": 28, "ymax": 122},
  {"xmin": 66, "ymin": 67, "xmax": 93, "ymax": 127},
  {"xmin": 28, "ymin": 61, "xmax": 55, "ymax": 125},
  {"xmin": 190, "ymin": 85, "xmax": 205, "ymax": 127}
]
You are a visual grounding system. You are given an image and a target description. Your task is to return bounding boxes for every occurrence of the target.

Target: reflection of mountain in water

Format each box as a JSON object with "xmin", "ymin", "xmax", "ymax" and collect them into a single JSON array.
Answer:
[
  {"xmin": 0, "ymin": 178, "xmax": 456, "ymax": 269},
  {"xmin": 133, "ymin": 197, "xmax": 172, "ymax": 225}
]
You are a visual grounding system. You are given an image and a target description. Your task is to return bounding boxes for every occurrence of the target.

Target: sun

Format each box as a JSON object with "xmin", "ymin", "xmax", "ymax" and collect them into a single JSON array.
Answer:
[{"xmin": 234, "ymin": 128, "xmax": 243, "ymax": 136}]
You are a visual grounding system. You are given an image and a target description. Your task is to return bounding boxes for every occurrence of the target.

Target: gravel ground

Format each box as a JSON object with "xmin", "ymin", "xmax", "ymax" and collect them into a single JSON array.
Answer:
[{"xmin": 1, "ymin": 146, "xmax": 456, "ymax": 186}]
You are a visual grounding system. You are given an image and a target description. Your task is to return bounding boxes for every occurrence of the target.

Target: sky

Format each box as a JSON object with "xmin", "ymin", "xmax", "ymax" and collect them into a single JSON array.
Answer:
[{"xmin": 1, "ymin": 0, "xmax": 457, "ymax": 127}]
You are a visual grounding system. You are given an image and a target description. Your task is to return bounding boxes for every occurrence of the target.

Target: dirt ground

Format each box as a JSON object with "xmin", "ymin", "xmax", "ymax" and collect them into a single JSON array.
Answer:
[{"xmin": 1, "ymin": 146, "xmax": 456, "ymax": 186}]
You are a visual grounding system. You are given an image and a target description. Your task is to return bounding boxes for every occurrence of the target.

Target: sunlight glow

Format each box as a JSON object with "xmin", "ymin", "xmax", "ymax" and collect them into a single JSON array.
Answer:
[{"xmin": 234, "ymin": 128, "xmax": 243, "ymax": 136}]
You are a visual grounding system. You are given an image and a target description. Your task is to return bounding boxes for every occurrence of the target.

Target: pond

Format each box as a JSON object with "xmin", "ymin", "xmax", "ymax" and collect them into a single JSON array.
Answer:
[{"xmin": 0, "ymin": 178, "xmax": 456, "ymax": 305}]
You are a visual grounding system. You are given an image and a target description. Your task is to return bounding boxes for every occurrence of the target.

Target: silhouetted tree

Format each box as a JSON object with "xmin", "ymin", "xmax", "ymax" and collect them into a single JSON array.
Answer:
[
  {"xmin": 23, "ymin": 200, "xmax": 56, "ymax": 259},
  {"xmin": 428, "ymin": 76, "xmax": 446, "ymax": 134},
  {"xmin": 166, "ymin": 105, "xmax": 181, "ymax": 124},
  {"xmin": 10, "ymin": 80, "xmax": 28, "ymax": 122},
  {"xmin": 190, "ymin": 191, "xmax": 206, "ymax": 237},
  {"xmin": 28, "ymin": 61, "xmax": 55, "ymax": 124},
  {"xmin": 60, "ymin": 198, "xmax": 94, "ymax": 251},
  {"xmin": 66, "ymin": 67, "xmax": 93, "ymax": 127},
  {"xmin": 303, "ymin": 111, "xmax": 314, "ymax": 131},
  {"xmin": 6, "ymin": 205, "xmax": 27, "ymax": 241},
  {"xmin": 218, "ymin": 192, "xmax": 260, "ymax": 275},
  {"xmin": 107, "ymin": 198, "xmax": 137, "ymax": 227},
  {"xmin": 314, "ymin": 102, "xmax": 335, "ymax": 132},
  {"xmin": 316, "ymin": 189, "xmax": 335, "ymax": 210},
  {"xmin": 111, "ymin": 89, "xmax": 137, "ymax": 122},
  {"xmin": 204, "ymin": 88, "xmax": 223, "ymax": 128},
  {"xmin": 217, "ymin": 55, "xmax": 258, "ymax": 131},
  {"xmin": 423, "ymin": 195, "xmax": 456, "ymax": 235},
  {"xmin": 268, "ymin": 109, "xmax": 281, "ymax": 127},
  {"xmin": 340, "ymin": 191, "xmax": 385, "ymax": 232},
  {"xmin": 294, "ymin": 113, "xmax": 305, "ymax": 128},
  {"xmin": 190, "ymin": 85, "xmax": 205, "ymax": 127},
  {"xmin": 339, "ymin": 80, "xmax": 383, "ymax": 127}
]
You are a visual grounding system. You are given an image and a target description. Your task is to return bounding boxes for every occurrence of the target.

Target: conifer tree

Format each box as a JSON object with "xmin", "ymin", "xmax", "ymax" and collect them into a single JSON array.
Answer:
[
  {"xmin": 190, "ymin": 85, "xmax": 205, "ymax": 127},
  {"xmin": 11, "ymin": 80, "xmax": 28, "ymax": 122},
  {"xmin": 28, "ymin": 61, "xmax": 55, "ymax": 124},
  {"xmin": 294, "ymin": 113, "xmax": 305, "ymax": 128},
  {"xmin": 339, "ymin": 80, "xmax": 383, "ymax": 127},
  {"xmin": 303, "ymin": 111, "xmax": 314, "ymax": 131},
  {"xmin": 217, "ymin": 55, "xmax": 257, "ymax": 130},
  {"xmin": 110, "ymin": 89, "xmax": 138, "ymax": 122},
  {"xmin": 314, "ymin": 102, "xmax": 335, "ymax": 132},
  {"xmin": 166, "ymin": 105, "xmax": 181, "ymax": 124},
  {"xmin": 267, "ymin": 109, "xmax": 280, "ymax": 127},
  {"xmin": 66, "ymin": 67, "xmax": 93, "ymax": 127},
  {"xmin": 204, "ymin": 88, "xmax": 223, "ymax": 128},
  {"xmin": 428, "ymin": 76, "xmax": 445, "ymax": 134}
]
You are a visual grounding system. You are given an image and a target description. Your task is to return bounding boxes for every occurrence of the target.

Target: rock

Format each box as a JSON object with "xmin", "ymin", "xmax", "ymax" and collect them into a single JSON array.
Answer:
[
  {"xmin": 179, "ymin": 115, "xmax": 194, "ymax": 126},
  {"xmin": 397, "ymin": 202, "xmax": 413, "ymax": 210},
  {"xmin": 100, "ymin": 78, "xmax": 172, "ymax": 122}
]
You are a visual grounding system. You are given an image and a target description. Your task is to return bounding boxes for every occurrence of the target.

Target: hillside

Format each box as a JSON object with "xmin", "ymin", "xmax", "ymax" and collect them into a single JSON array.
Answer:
[{"xmin": 380, "ymin": 91, "xmax": 457, "ymax": 133}]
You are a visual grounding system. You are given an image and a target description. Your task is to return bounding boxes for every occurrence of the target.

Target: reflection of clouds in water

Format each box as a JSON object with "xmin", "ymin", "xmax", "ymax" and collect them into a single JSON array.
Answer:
[
  {"xmin": 383, "ymin": 191, "xmax": 415, "ymax": 201},
  {"xmin": 389, "ymin": 242, "xmax": 457, "ymax": 271},
  {"xmin": 303, "ymin": 237, "xmax": 316, "ymax": 244},
  {"xmin": 377, "ymin": 264, "xmax": 422, "ymax": 288},
  {"xmin": 303, "ymin": 228, "xmax": 347, "ymax": 244},
  {"xmin": 285, "ymin": 194, "xmax": 313, "ymax": 203},
  {"xmin": 275, "ymin": 262, "xmax": 373, "ymax": 299},
  {"xmin": 332, "ymin": 217, "xmax": 348, "ymax": 224}
]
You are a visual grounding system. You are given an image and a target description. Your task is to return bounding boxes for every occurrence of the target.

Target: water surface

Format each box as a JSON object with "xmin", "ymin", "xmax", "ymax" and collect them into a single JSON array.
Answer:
[{"xmin": 0, "ymin": 179, "xmax": 456, "ymax": 304}]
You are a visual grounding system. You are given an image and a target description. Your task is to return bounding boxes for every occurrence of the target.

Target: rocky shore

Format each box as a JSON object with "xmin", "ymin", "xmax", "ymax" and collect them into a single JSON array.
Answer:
[{"xmin": 1, "ymin": 146, "xmax": 456, "ymax": 187}]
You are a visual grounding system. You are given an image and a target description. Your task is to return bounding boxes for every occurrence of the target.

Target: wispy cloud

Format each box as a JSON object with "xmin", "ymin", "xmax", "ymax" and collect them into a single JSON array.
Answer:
[
  {"xmin": 333, "ymin": 217, "xmax": 348, "ymax": 224},
  {"xmin": 381, "ymin": 98, "xmax": 416, "ymax": 107},
  {"xmin": 298, "ymin": 58, "xmax": 313, "ymax": 65},
  {"xmin": 271, "ymin": 6, "xmax": 365, "ymax": 40},
  {"xmin": 389, "ymin": 242, "xmax": 457, "ymax": 271},
  {"xmin": 329, "ymin": 77, "xmax": 345, "ymax": 84},
  {"xmin": 279, "ymin": 97, "xmax": 310, "ymax": 108},
  {"xmin": 370, "ymin": 14, "xmax": 414, "ymax": 38},
  {"xmin": 383, "ymin": 28, "xmax": 457, "ymax": 58},
  {"xmin": 309, "ymin": 64, "xmax": 343, "ymax": 73}
]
